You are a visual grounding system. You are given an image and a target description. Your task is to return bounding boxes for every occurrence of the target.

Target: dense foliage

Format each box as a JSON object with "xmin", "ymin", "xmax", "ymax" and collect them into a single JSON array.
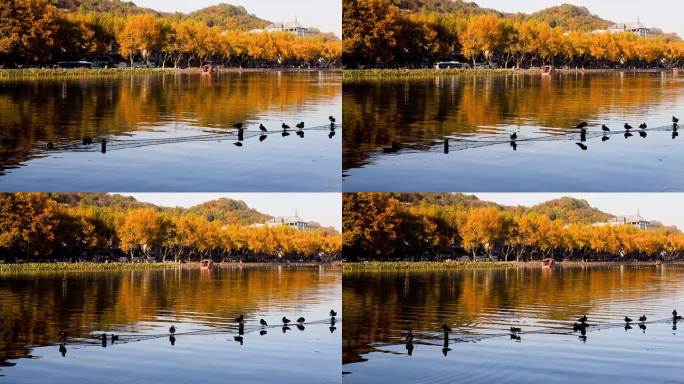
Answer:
[
  {"xmin": 343, "ymin": 0, "xmax": 684, "ymax": 68},
  {"xmin": 0, "ymin": 193, "xmax": 341, "ymax": 262},
  {"xmin": 0, "ymin": 0, "xmax": 341, "ymax": 67},
  {"xmin": 343, "ymin": 193, "xmax": 684, "ymax": 261}
]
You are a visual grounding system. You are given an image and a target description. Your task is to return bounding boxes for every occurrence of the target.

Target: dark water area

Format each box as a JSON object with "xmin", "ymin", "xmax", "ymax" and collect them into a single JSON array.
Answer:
[
  {"xmin": 0, "ymin": 266, "xmax": 341, "ymax": 383},
  {"xmin": 343, "ymin": 265, "xmax": 684, "ymax": 384},
  {"xmin": 343, "ymin": 72, "xmax": 684, "ymax": 192},
  {"xmin": 0, "ymin": 71, "xmax": 341, "ymax": 191}
]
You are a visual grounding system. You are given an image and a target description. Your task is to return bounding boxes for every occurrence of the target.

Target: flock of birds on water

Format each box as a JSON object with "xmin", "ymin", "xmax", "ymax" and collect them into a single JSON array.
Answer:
[
  {"xmin": 381, "ymin": 116, "xmax": 681, "ymax": 154},
  {"xmin": 54, "ymin": 309, "xmax": 338, "ymax": 357},
  {"xmin": 43, "ymin": 116, "xmax": 338, "ymax": 153},
  {"xmin": 398, "ymin": 309, "xmax": 683, "ymax": 357}
]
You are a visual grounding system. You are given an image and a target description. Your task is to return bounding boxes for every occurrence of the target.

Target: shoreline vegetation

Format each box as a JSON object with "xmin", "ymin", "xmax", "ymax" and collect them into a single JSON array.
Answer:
[
  {"xmin": 0, "ymin": 67, "xmax": 341, "ymax": 80},
  {"xmin": 342, "ymin": 67, "xmax": 678, "ymax": 80},
  {"xmin": 0, "ymin": 261, "xmax": 340, "ymax": 273},
  {"xmin": 343, "ymin": 260, "xmax": 684, "ymax": 272}
]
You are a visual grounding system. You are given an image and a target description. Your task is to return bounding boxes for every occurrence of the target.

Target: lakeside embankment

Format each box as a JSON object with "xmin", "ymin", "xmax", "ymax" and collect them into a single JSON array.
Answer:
[
  {"xmin": 343, "ymin": 67, "xmax": 679, "ymax": 81},
  {"xmin": 0, "ymin": 261, "xmax": 341, "ymax": 273},
  {"xmin": 0, "ymin": 67, "xmax": 341, "ymax": 80},
  {"xmin": 343, "ymin": 260, "xmax": 684, "ymax": 272}
]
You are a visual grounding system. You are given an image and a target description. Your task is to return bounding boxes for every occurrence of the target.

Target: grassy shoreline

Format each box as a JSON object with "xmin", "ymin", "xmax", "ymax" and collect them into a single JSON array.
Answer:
[
  {"xmin": 343, "ymin": 260, "xmax": 684, "ymax": 272},
  {"xmin": 0, "ymin": 261, "xmax": 340, "ymax": 273},
  {"xmin": 0, "ymin": 67, "xmax": 341, "ymax": 80},
  {"xmin": 343, "ymin": 67, "xmax": 674, "ymax": 81}
]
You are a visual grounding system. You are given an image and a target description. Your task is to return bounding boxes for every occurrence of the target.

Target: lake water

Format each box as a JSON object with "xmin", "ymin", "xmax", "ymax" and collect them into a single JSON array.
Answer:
[
  {"xmin": 343, "ymin": 265, "xmax": 684, "ymax": 384},
  {"xmin": 343, "ymin": 72, "xmax": 684, "ymax": 192},
  {"xmin": 0, "ymin": 266, "xmax": 341, "ymax": 384},
  {"xmin": 0, "ymin": 71, "xmax": 341, "ymax": 192}
]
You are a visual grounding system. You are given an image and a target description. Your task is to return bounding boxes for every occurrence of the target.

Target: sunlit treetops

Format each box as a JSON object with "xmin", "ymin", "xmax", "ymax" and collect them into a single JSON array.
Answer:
[
  {"xmin": 0, "ymin": 193, "xmax": 341, "ymax": 262},
  {"xmin": 0, "ymin": 0, "xmax": 341, "ymax": 67},
  {"xmin": 343, "ymin": 0, "xmax": 683, "ymax": 68},
  {"xmin": 343, "ymin": 193, "xmax": 684, "ymax": 261}
]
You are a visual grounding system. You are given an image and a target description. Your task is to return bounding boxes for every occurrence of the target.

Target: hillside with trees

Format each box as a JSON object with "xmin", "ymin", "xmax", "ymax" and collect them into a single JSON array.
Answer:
[
  {"xmin": 343, "ymin": 0, "xmax": 682, "ymax": 68},
  {"xmin": 0, "ymin": 193, "xmax": 341, "ymax": 263},
  {"xmin": 0, "ymin": 0, "xmax": 341, "ymax": 68},
  {"xmin": 343, "ymin": 193, "xmax": 684, "ymax": 262}
]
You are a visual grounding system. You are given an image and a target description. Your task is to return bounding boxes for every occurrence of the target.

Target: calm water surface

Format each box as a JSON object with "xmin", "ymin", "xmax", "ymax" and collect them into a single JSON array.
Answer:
[
  {"xmin": 343, "ymin": 265, "xmax": 684, "ymax": 384},
  {"xmin": 0, "ymin": 266, "xmax": 341, "ymax": 383},
  {"xmin": 0, "ymin": 71, "xmax": 341, "ymax": 191},
  {"xmin": 343, "ymin": 72, "xmax": 684, "ymax": 191}
]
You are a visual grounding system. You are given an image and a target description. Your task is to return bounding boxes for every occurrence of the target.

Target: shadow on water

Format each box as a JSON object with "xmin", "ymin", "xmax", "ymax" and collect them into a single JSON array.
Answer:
[{"xmin": 343, "ymin": 264, "xmax": 684, "ymax": 384}]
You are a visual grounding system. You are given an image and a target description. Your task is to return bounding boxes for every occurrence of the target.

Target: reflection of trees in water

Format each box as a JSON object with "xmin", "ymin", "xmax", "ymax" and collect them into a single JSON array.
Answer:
[
  {"xmin": 0, "ymin": 72, "xmax": 341, "ymax": 156},
  {"xmin": 342, "ymin": 73, "xmax": 680, "ymax": 169},
  {"xmin": 0, "ymin": 267, "xmax": 339, "ymax": 364},
  {"xmin": 342, "ymin": 266, "xmax": 684, "ymax": 364}
]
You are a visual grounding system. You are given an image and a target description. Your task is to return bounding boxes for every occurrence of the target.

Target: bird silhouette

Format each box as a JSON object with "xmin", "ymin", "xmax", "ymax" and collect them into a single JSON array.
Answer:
[
  {"xmin": 282, "ymin": 316, "xmax": 291, "ymax": 325},
  {"xmin": 47, "ymin": 141, "xmax": 54, "ymax": 150},
  {"xmin": 260, "ymin": 319, "xmax": 268, "ymax": 326},
  {"xmin": 576, "ymin": 122, "xmax": 588, "ymax": 129},
  {"xmin": 639, "ymin": 315, "xmax": 647, "ymax": 322},
  {"xmin": 82, "ymin": 136, "xmax": 93, "ymax": 145},
  {"xmin": 625, "ymin": 131, "xmax": 633, "ymax": 138},
  {"xmin": 297, "ymin": 317, "xmax": 306, "ymax": 323},
  {"xmin": 673, "ymin": 116, "xmax": 679, "ymax": 124},
  {"xmin": 510, "ymin": 327, "xmax": 522, "ymax": 334},
  {"xmin": 169, "ymin": 325, "xmax": 176, "ymax": 334},
  {"xmin": 602, "ymin": 125, "xmax": 610, "ymax": 133},
  {"xmin": 510, "ymin": 132, "xmax": 517, "ymax": 140},
  {"xmin": 578, "ymin": 315, "xmax": 588, "ymax": 323},
  {"xmin": 639, "ymin": 123, "xmax": 647, "ymax": 129},
  {"xmin": 296, "ymin": 122, "xmax": 304, "ymax": 129},
  {"xmin": 111, "ymin": 334, "xmax": 119, "ymax": 343},
  {"xmin": 673, "ymin": 310, "xmax": 683, "ymax": 320},
  {"xmin": 282, "ymin": 123, "xmax": 290, "ymax": 129},
  {"xmin": 59, "ymin": 331, "xmax": 67, "ymax": 343},
  {"xmin": 405, "ymin": 329, "xmax": 414, "ymax": 342},
  {"xmin": 442, "ymin": 323, "xmax": 452, "ymax": 333},
  {"xmin": 329, "ymin": 116, "xmax": 336, "ymax": 123},
  {"xmin": 576, "ymin": 142, "xmax": 588, "ymax": 150},
  {"xmin": 235, "ymin": 315, "xmax": 244, "ymax": 323},
  {"xmin": 233, "ymin": 122, "xmax": 243, "ymax": 129},
  {"xmin": 625, "ymin": 316, "xmax": 633, "ymax": 323},
  {"xmin": 330, "ymin": 310, "xmax": 337, "ymax": 317},
  {"xmin": 624, "ymin": 123, "xmax": 633, "ymax": 130},
  {"xmin": 259, "ymin": 124, "xmax": 268, "ymax": 133}
]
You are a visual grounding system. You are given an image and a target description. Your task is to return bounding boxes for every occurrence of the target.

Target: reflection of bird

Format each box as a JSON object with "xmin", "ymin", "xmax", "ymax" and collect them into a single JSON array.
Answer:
[
  {"xmin": 234, "ymin": 336, "xmax": 244, "ymax": 345},
  {"xmin": 296, "ymin": 324, "xmax": 305, "ymax": 331},
  {"xmin": 169, "ymin": 325, "xmax": 176, "ymax": 334},
  {"xmin": 282, "ymin": 316, "xmax": 291, "ymax": 325},
  {"xmin": 328, "ymin": 131, "xmax": 335, "ymax": 139},
  {"xmin": 442, "ymin": 323, "xmax": 452, "ymax": 333},
  {"xmin": 260, "ymin": 319, "xmax": 268, "ymax": 326},
  {"xmin": 282, "ymin": 325, "xmax": 291, "ymax": 333},
  {"xmin": 259, "ymin": 135, "xmax": 267, "ymax": 142},
  {"xmin": 282, "ymin": 131, "xmax": 290, "ymax": 137},
  {"xmin": 639, "ymin": 123, "xmax": 647, "ymax": 129},
  {"xmin": 576, "ymin": 122, "xmax": 588, "ymax": 129},
  {"xmin": 296, "ymin": 131, "xmax": 304, "ymax": 138},
  {"xmin": 282, "ymin": 123, "xmax": 290, "ymax": 130},
  {"xmin": 639, "ymin": 315, "xmax": 647, "ymax": 322},
  {"xmin": 406, "ymin": 341, "xmax": 414, "ymax": 356},
  {"xmin": 624, "ymin": 123, "xmax": 633, "ymax": 130},
  {"xmin": 673, "ymin": 131, "xmax": 679, "ymax": 139},
  {"xmin": 510, "ymin": 141, "xmax": 517, "ymax": 151},
  {"xmin": 624, "ymin": 131, "xmax": 633, "ymax": 138},
  {"xmin": 260, "ymin": 330, "xmax": 267, "ymax": 336},
  {"xmin": 639, "ymin": 130, "xmax": 647, "ymax": 138},
  {"xmin": 235, "ymin": 315, "xmax": 244, "ymax": 323},
  {"xmin": 330, "ymin": 310, "xmax": 337, "ymax": 317},
  {"xmin": 576, "ymin": 143, "xmax": 588, "ymax": 150},
  {"xmin": 639, "ymin": 323, "xmax": 647, "ymax": 333},
  {"xmin": 297, "ymin": 317, "xmax": 305, "ymax": 323},
  {"xmin": 329, "ymin": 326, "xmax": 336, "ymax": 333},
  {"xmin": 47, "ymin": 141, "xmax": 54, "ymax": 150},
  {"xmin": 625, "ymin": 316, "xmax": 633, "ymax": 323},
  {"xmin": 296, "ymin": 122, "xmax": 304, "ymax": 129},
  {"xmin": 602, "ymin": 136, "xmax": 610, "ymax": 142},
  {"xmin": 510, "ymin": 334, "xmax": 521, "ymax": 341},
  {"xmin": 602, "ymin": 125, "xmax": 610, "ymax": 133},
  {"xmin": 510, "ymin": 132, "xmax": 517, "ymax": 140},
  {"xmin": 405, "ymin": 329, "xmax": 413, "ymax": 342},
  {"xmin": 329, "ymin": 116, "xmax": 336, "ymax": 123},
  {"xmin": 260, "ymin": 124, "xmax": 268, "ymax": 133},
  {"xmin": 234, "ymin": 142, "xmax": 243, "ymax": 147},
  {"xmin": 624, "ymin": 323, "xmax": 632, "ymax": 331},
  {"xmin": 169, "ymin": 335, "xmax": 176, "ymax": 346},
  {"xmin": 59, "ymin": 344, "xmax": 67, "ymax": 356},
  {"xmin": 510, "ymin": 327, "xmax": 522, "ymax": 334}
]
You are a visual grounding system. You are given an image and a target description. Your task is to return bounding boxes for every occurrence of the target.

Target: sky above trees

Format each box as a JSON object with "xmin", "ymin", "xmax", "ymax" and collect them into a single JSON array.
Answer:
[
  {"xmin": 134, "ymin": 0, "xmax": 342, "ymax": 36},
  {"xmin": 475, "ymin": 0, "xmax": 684, "ymax": 38},
  {"xmin": 121, "ymin": 193, "xmax": 342, "ymax": 230}
]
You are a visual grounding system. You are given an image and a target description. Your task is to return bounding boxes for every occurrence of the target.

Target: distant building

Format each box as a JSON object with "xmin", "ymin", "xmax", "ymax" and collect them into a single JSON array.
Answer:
[
  {"xmin": 250, "ymin": 212, "xmax": 310, "ymax": 230},
  {"xmin": 593, "ymin": 18, "xmax": 651, "ymax": 37},
  {"xmin": 594, "ymin": 212, "xmax": 654, "ymax": 230},
  {"xmin": 250, "ymin": 16, "xmax": 310, "ymax": 37}
]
